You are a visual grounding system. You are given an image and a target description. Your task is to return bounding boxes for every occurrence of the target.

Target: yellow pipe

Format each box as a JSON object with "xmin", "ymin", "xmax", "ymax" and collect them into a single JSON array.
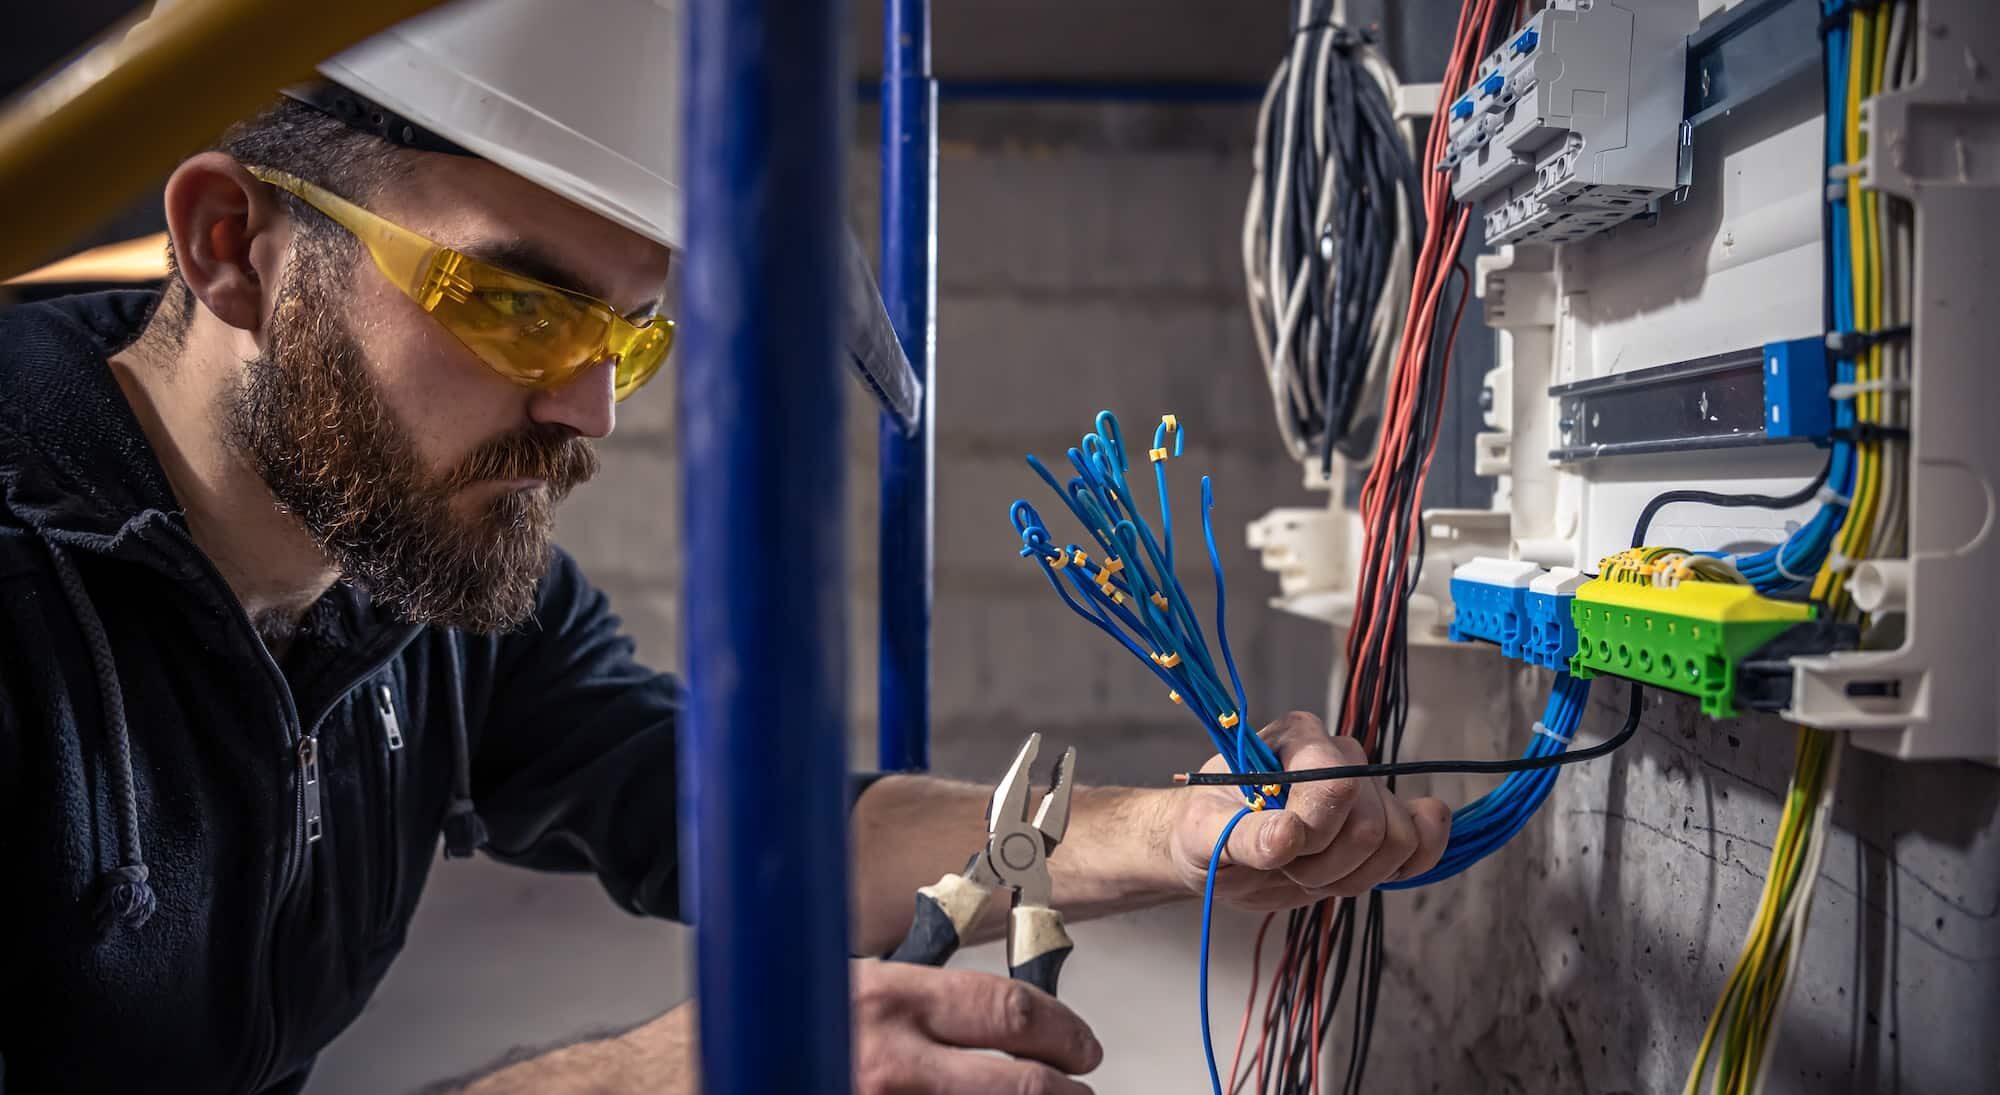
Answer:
[
  {"xmin": 0, "ymin": 0, "xmax": 449, "ymax": 281},
  {"xmin": 5, "ymin": 231, "xmax": 169, "ymax": 285}
]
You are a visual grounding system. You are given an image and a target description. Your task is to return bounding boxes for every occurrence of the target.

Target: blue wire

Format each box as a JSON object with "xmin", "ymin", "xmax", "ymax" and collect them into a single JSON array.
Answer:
[
  {"xmin": 1013, "ymin": 412, "xmax": 1284, "ymax": 800},
  {"xmin": 1201, "ymin": 806, "xmax": 1255, "ymax": 1095},
  {"xmin": 1382, "ymin": 674, "xmax": 1592, "ymax": 889}
]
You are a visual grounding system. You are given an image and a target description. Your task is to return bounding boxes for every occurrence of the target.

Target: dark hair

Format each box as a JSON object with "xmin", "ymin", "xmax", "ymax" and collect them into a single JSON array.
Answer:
[{"xmin": 154, "ymin": 97, "xmax": 414, "ymax": 346}]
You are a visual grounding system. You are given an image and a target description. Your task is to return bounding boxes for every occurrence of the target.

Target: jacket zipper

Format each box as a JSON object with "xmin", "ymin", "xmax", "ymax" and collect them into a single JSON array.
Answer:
[
  {"xmin": 296, "ymin": 734, "xmax": 323, "ymax": 847},
  {"xmin": 155, "ymin": 516, "xmax": 425, "ymax": 1094},
  {"xmin": 374, "ymin": 683, "xmax": 405, "ymax": 932}
]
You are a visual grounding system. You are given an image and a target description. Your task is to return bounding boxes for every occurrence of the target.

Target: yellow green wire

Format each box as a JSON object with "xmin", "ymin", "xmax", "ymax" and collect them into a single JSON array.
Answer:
[{"xmin": 1689, "ymin": 7, "xmax": 1899, "ymax": 1089}]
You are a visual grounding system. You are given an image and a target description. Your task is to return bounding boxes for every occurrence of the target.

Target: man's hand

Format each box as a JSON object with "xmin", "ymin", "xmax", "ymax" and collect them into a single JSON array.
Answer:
[
  {"xmin": 1162, "ymin": 712, "xmax": 1451, "ymax": 907},
  {"xmin": 853, "ymin": 959, "xmax": 1101, "ymax": 1094}
]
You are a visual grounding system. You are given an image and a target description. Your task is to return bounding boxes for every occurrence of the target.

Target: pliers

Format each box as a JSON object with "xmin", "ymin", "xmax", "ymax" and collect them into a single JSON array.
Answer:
[{"xmin": 887, "ymin": 733, "xmax": 1077, "ymax": 997}]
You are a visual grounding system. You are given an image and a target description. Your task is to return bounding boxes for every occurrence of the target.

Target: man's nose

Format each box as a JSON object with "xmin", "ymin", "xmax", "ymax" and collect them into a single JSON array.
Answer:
[{"xmin": 527, "ymin": 356, "xmax": 617, "ymax": 439}]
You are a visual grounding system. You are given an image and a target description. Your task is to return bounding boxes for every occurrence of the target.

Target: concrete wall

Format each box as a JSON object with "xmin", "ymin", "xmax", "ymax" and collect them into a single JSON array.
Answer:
[{"xmin": 308, "ymin": 99, "xmax": 1999, "ymax": 1095}]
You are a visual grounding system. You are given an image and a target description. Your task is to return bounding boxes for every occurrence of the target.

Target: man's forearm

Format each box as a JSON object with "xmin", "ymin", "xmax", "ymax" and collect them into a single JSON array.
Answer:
[
  {"xmin": 849, "ymin": 773, "xmax": 1187, "ymax": 955},
  {"xmin": 433, "ymin": 1004, "xmax": 695, "ymax": 1095}
]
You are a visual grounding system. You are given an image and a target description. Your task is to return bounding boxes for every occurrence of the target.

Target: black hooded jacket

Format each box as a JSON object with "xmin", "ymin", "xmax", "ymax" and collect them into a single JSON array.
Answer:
[{"xmin": 0, "ymin": 292, "xmax": 691, "ymax": 1093}]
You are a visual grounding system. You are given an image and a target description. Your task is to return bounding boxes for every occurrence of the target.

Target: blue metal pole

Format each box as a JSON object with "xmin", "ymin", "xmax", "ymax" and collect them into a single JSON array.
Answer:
[
  {"xmin": 679, "ymin": 0, "xmax": 851, "ymax": 1089},
  {"xmin": 879, "ymin": 0, "xmax": 937, "ymax": 773}
]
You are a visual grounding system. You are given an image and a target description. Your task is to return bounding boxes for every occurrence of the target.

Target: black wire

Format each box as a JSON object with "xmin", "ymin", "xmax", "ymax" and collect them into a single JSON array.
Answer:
[
  {"xmin": 1255, "ymin": 2, "xmax": 1418, "ymax": 472},
  {"xmin": 1628, "ymin": 460, "xmax": 1831, "ymax": 550},
  {"xmin": 1181, "ymin": 682, "xmax": 1645, "ymax": 786}
]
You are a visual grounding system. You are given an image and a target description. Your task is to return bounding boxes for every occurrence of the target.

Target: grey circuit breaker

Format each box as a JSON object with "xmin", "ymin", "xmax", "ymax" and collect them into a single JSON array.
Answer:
[{"xmin": 1440, "ymin": 0, "xmax": 1698, "ymax": 247}]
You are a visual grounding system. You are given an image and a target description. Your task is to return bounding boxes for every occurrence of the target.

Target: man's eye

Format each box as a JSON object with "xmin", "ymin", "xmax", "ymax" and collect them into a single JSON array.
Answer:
[{"xmin": 480, "ymin": 290, "xmax": 546, "ymax": 318}]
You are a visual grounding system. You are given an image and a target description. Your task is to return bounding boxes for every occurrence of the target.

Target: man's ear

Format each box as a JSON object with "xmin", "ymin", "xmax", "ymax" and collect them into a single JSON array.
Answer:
[{"xmin": 161, "ymin": 152, "xmax": 293, "ymax": 334}]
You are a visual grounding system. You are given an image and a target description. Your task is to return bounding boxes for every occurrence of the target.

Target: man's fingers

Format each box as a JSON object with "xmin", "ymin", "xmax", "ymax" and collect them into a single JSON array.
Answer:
[
  {"xmin": 1392, "ymin": 797, "xmax": 1452, "ymax": 882},
  {"xmin": 913, "ymin": 1047, "xmax": 1097, "ymax": 1095},
  {"xmin": 913, "ymin": 967, "xmax": 1103, "ymax": 1076},
  {"xmin": 1257, "ymin": 717, "xmax": 1368, "ymax": 859},
  {"xmin": 1278, "ymin": 776, "xmax": 1389, "ymax": 890},
  {"xmin": 1327, "ymin": 786, "xmax": 1422, "ymax": 891}
]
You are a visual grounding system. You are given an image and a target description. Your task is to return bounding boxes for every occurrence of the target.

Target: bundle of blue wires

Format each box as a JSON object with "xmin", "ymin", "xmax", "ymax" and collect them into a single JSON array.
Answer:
[
  {"xmin": 1009, "ymin": 411, "xmax": 1284, "ymax": 1093},
  {"xmin": 1380, "ymin": 672, "xmax": 1590, "ymax": 890}
]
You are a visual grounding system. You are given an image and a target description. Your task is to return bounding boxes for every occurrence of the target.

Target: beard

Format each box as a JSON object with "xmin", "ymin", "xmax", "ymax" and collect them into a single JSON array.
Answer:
[{"xmin": 221, "ymin": 236, "xmax": 599, "ymax": 633}]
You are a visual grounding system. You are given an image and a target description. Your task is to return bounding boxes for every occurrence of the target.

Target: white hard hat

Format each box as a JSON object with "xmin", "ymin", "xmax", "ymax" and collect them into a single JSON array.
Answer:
[{"xmin": 314, "ymin": 0, "xmax": 683, "ymax": 250}]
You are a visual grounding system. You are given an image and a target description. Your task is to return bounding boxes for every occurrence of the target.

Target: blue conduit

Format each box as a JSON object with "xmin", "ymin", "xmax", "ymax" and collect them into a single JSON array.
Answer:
[
  {"xmin": 678, "ymin": 0, "xmax": 853, "ymax": 1088},
  {"xmin": 877, "ymin": 0, "xmax": 938, "ymax": 773}
]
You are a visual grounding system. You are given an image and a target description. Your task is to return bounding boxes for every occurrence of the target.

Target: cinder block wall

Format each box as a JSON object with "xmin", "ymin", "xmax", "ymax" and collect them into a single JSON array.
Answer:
[{"xmin": 309, "ymin": 99, "xmax": 2000, "ymax": 1095}]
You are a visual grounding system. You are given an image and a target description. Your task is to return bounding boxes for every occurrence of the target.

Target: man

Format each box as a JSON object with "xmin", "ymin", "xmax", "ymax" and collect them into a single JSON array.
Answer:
[{"xmin": 0, "ymin": 3, "xmax": 1451, "ymax": 1092}]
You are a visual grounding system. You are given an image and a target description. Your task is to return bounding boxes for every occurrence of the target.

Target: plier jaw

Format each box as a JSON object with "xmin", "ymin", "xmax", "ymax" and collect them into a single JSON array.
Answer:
[{"xmin": 886, "ymin": 733, "xmax": 1078, "ymax": 997}]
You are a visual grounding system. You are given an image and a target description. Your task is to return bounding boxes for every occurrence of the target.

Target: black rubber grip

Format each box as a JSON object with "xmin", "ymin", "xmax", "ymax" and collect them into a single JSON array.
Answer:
[
  {"xmin": 887, "ymin": 891, "xmax": 963, "ymax": 967},
  {"xmin": 1008, "ymin": 944, "xmax": 1071, "ymax": 998}
]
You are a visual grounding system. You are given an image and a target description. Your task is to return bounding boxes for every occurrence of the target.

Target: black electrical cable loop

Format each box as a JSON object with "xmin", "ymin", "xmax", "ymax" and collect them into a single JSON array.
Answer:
[
  {"xmin": 1178, "ymin": 682, "xmax": 1645, "ymax": 787},
  {"xmin": 1248, "ymin": 0, "xmax": 1417, "ymax": 472},
  {"xmin": 1629, "ymin": 461, "xmax": 1832, "ymax": 550}
]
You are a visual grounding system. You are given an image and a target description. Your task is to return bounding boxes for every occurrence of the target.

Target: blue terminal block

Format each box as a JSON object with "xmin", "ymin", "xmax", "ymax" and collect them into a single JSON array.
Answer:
[
  {"xmin": 1763, "ymin": 336, "xmax": 1833, "ymax": 442},
  {"xmin": 1447, "ymin": 558, "xmax": 1545, "ymax": 660},
  {"xmin": 1480, "ymin": 72, "xmax": 1505, "ymax": 97},
  {"xmin": 1451, "ymin": 96, "xmax": 1476, "ymax": 120},
  {"xmin": 1512, "ymin": 27, "xmax": 1540, "ymax": 54},
  {"xmin": 1524, "ymin": 567, "xmax": 1590, "ymax": 670}
]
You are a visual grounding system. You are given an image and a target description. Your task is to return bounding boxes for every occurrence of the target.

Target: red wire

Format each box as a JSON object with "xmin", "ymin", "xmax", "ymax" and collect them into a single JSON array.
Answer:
[
  {"xmin": 1228, "ymin": 913, "xmax": 1276, "ymax": 1094},
  {"xmin": 1251, "ymin": 3, "xmax": 1502, "ymax": 1089}
]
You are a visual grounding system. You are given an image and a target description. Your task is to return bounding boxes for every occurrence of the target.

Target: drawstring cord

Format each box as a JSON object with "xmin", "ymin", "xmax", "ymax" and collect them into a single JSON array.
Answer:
[{"xmin": 44, "ymin": 541, "xmax": 156, "ymax": 935}]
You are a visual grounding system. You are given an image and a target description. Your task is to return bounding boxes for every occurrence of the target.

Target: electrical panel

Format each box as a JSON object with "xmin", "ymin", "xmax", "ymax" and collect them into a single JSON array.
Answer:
[
  {"xmin": 1440, "ymin": 0, "xmax": 1696, "ymax": 247},
  {"xmin": 1252, "ymin": 0, "xmax": 2000, "ymax": 764}
]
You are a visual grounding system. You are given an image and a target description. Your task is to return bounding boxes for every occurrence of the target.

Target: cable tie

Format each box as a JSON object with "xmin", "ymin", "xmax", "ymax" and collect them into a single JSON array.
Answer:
[
  {"xmin": 1826, "ymin": 161, "xmax": 1865, "ymax": 182},
  {"xmin": 1773, "ymin": 550, "xmax": 1812, "ymax": 584},
  {"xmin": 1826, "ymin": 551, "xmax": 1855, "ymax": 574},
  {"xmin": 1828, "ymin": 377, "xmax": 1909, "ymax": 400},
  {"xmin": 1815, "ymin": 485, "xmax": 1852, "ymax": 507},
  {"xmin": 1531, "ymin": 720, "xmax": 1572, "ymax": 745},
  {"xmin": 1825, "ymin": 324, "xmax": 1912, "ymax": 359}
]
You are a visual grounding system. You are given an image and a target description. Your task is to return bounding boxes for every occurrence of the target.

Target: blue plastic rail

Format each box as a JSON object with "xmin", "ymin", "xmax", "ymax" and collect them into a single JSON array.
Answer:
[
  {"xmin": 679, "ymin": 0, "xmax": 854, "ymax": 1089},
  {"xmin": 878, "ymin": 0, "xmax": 938, "ymax": 773}
]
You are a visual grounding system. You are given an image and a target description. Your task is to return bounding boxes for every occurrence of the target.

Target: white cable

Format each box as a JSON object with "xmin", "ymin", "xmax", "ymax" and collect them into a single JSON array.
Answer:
[{"xmin": 1242, "ymin": 13, "xmax": 1414, "ymax": 468}]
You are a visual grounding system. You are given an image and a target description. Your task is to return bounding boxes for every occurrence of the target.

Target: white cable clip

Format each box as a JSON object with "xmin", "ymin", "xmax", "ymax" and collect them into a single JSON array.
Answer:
[
  {"xmin": 1827, "ymin": 377, "xmax": 1910, "ymax": 401},
  {"xmin": 1774, "ymin": 551, "xmax": 1812, "ymax": 584},
  {"xmin": 1815, "ymin": 485, "xmax": 1851, "ymax": 507},
  {"xmin": 1532, "ymin": 720, "xmax": 1572, "ymax": 745},
  {"xmin": 1825, "ymin": 550, "xmax": 1855, "ymax": 574}
]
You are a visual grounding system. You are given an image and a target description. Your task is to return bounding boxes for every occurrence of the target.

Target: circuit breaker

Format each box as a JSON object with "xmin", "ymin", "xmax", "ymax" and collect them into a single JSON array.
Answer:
[{"xmin": 1440, "ymin": 0, "xmax": 1696, "ymax": 248}]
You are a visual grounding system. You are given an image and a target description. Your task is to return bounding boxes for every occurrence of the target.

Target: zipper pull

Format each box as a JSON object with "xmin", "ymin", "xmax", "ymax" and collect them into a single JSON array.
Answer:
[
  {"xmin": 298, "ymin": 734, "xmax": 323, "ymax": 844},
  {"xmin": 376, "ymin": 684, "xmax": 405, "ymax": 751}
]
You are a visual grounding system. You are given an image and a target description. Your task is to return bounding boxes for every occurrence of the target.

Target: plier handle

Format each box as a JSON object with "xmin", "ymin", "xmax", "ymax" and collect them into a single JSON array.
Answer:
[{"xmin": 887, "ymin": 733, "xmax": 1076, "ymax": 997}]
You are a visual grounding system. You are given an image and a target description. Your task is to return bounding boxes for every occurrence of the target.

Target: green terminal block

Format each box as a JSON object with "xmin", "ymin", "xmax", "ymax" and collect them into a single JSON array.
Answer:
[{"xmin": 1569, "ymin": 578, "xmax": 1815, "ymax": 717}]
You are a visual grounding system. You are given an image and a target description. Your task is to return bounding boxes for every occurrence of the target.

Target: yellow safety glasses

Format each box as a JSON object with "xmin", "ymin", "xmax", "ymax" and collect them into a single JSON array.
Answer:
[{"xmin": 246, "ymin": 166, "xmax": 673, "ymax": 402}]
